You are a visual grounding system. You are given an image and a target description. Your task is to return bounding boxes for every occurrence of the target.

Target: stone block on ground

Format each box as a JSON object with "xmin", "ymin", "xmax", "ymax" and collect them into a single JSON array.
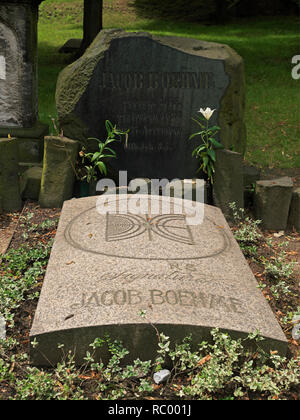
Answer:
[
  {"xmin": 254, "ymin": 177, "xmax": 293, "ymax": 231},
  {"xmin": 20, "ymin": 166, "xmax": 43, "ymax": 200},
  {"xmin": 39, "ymin": 136, "xmax": 79, "ymax": 208},
  {"xmin": 288, "ymin": 188, "xmax": 300, "ymax": 233},
  {"xmin": 213, "ymin": 149, "xmax": 244, "ymax": 219},
  {"xmin": 0, "ymin": 138, "xmax": 22, "ymax": 212},
  {"xmin": 30, "ymin": 195, "xmax": 287, "ymax": 366}
]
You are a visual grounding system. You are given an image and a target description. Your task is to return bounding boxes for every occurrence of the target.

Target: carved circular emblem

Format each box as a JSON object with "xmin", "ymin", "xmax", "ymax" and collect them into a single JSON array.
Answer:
[{"xmin": 64, "ymin": 196, "xmax": 231, "ymax": 260}]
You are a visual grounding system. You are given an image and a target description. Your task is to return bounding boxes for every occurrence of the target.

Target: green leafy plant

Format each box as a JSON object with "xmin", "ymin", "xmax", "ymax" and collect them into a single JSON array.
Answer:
[
  {"xmin": 229, "ymin": 202, "xmax": 263, "ymax": 257},
  {"xmin": 189, "ymin": 108, "xmax": 223, "ymax": 184},
  {"xmin": 0, "ymin": 242, "xmax": 52, "ymax": 328},
  {"xmin": 1, "ymin": 326, "xmax": 299, "ymax": 400},
  {"xmin": 263, "ymin": 252, "xmax": 296, "ymax": 281},
  {"xmin": 78, "ymin": 120, "xmax": 129, "ymax": 183}
]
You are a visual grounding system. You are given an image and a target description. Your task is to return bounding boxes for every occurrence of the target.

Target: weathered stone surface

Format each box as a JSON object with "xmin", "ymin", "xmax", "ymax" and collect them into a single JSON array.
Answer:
[
  {"xmin": 17, "ymin": 138, "xmax": 43, "ymax": 163},
  {"xmin": 0, "ymin": 121, "xmax": 48, "ymax": 164},
  {"xmin": 0, "ymin": 121, "xmax": 49, "ymax": 139},
  {"xmin": 0, "ymin": 2, "xmax": 42, "ymax": 128},
  {"xmin": 20, "ymin": 166, "xmax": 42, "ymax": 200},
  {"xmin": 254, "ymin": 177, "xmax": 293, "ymax": 231},
  {"xmin": 30, "ymin": 195, "xmax": 287, "ymax": 366},
  {"xmin": 56, "ymin": 29, "xmax": 246, "ymax": 180},
  {"xmin": 213, "ymin": 149, "xmax": 244, "ymax": 218},
  {"xmin": 0, "ymin": 138, "xmax": 22, "ymax": 211},
  {"xmin": 288, "ymin": 188, "xmax": 300, "ymax": 233},
  {"xmin": 165, "ymin": 179, "xmax": 208, "ymax": 203},
  {"xmin": 39, "ymin": 136, "xmax": 79, "ymax": 208}
]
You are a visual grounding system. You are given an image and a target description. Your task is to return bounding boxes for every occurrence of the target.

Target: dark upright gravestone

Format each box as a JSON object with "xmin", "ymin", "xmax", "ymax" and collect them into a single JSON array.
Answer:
[{"xmin": 56, "ymin": 29, "xmax": 247, "ymax": 181}]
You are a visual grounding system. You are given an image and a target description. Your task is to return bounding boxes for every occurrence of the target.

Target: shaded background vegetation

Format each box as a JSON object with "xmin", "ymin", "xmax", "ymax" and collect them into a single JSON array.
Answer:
[{"xmin": 130, "ymin": 0, "xmax": 299, "ymax": 22}]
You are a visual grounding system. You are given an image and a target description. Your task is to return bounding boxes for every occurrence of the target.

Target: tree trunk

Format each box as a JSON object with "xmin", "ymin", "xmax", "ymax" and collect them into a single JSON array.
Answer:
[
  {"xmin": 215, "ymin": 0, "xmax": 229, "ymax": 23},
  {"xmin": 81, "ymin": 0, "xmax": 103, "ymax": 52}
]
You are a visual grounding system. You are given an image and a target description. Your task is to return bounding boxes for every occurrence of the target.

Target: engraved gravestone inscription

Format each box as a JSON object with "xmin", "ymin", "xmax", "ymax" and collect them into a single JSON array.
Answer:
[{"xmin": 30, "ymin": 195, "xmax": 287, "ymax": 366}]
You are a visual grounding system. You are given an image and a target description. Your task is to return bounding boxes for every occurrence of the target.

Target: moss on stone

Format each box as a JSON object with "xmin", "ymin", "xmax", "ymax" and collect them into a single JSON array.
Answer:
[
  {"xmin": 39, "ymin": 136, "xmax": 79, "ymax": 208},
  {"xmin": 20, "ymin": 166, "xmax": 42, "ymax": 200}
]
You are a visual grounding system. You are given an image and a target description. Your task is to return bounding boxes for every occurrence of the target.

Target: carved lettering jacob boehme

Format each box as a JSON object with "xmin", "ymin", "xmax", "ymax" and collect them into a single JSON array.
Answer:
[
  {"xmin": 99, "ymin": 71, "xmax": 215, "ymax": 90},
  {"xmin": 71, "ymin": 288, "xmax": 245, "ymax": 314}
]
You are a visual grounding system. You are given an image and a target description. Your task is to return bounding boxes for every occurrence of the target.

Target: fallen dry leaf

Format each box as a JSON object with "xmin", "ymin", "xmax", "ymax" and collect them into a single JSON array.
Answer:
[{"xmin": 197, "ymin": 354, "xmax": 211, "ymax": 366}]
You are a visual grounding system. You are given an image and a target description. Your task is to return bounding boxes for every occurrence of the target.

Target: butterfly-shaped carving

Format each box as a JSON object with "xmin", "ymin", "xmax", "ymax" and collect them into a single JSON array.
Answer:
[{"xmin": 106, "ymin": 213, "xmax": 194, "ymax": 245}]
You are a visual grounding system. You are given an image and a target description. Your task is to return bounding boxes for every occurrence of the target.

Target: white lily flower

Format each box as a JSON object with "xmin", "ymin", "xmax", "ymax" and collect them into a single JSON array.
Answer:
[{"xmin": 198, "ymin": 107, "xmax": 216, "ymax": 120}]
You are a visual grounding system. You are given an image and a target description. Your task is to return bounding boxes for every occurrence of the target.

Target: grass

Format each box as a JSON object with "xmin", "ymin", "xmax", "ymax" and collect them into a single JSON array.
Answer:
[{"xmin": 38, "ymin": 1, "xmax": 300, "ymax": 168}]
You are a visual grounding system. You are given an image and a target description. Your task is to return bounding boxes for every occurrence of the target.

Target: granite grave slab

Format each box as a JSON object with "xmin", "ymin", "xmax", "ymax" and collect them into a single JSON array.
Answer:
[{"xmin": 30, "ymin": 195, "xmax": 287, "ymax": 366}]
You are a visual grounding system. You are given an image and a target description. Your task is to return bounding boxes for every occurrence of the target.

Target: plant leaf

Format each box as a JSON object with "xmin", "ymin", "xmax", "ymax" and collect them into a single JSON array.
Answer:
[
  {"xmin": 207, "ymin": 149, "xmax": 216, "ymax": 162},
  {"xmin": 189, "ymin": 131, "xmax": 205, "ymax": 140},
  {"xmin": 105, "ymin": 120, "xmax": 113, "ymax": 134},
  {"xmin": 104, "ymin": 146, "xmax": 117, "ymax": 156},
  {"xmin": 210, "ymin": 138, "xmax": 224, "ymax": 149},
  {"xmin": 97, "ymin": 161, "xmax": 107, "ymax": 176}
]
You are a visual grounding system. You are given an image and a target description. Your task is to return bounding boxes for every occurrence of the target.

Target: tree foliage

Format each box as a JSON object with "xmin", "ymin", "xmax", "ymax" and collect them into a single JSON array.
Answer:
[{"xmin": 130, "ymin": 0, "xmax": 299, "ymax": 22}]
